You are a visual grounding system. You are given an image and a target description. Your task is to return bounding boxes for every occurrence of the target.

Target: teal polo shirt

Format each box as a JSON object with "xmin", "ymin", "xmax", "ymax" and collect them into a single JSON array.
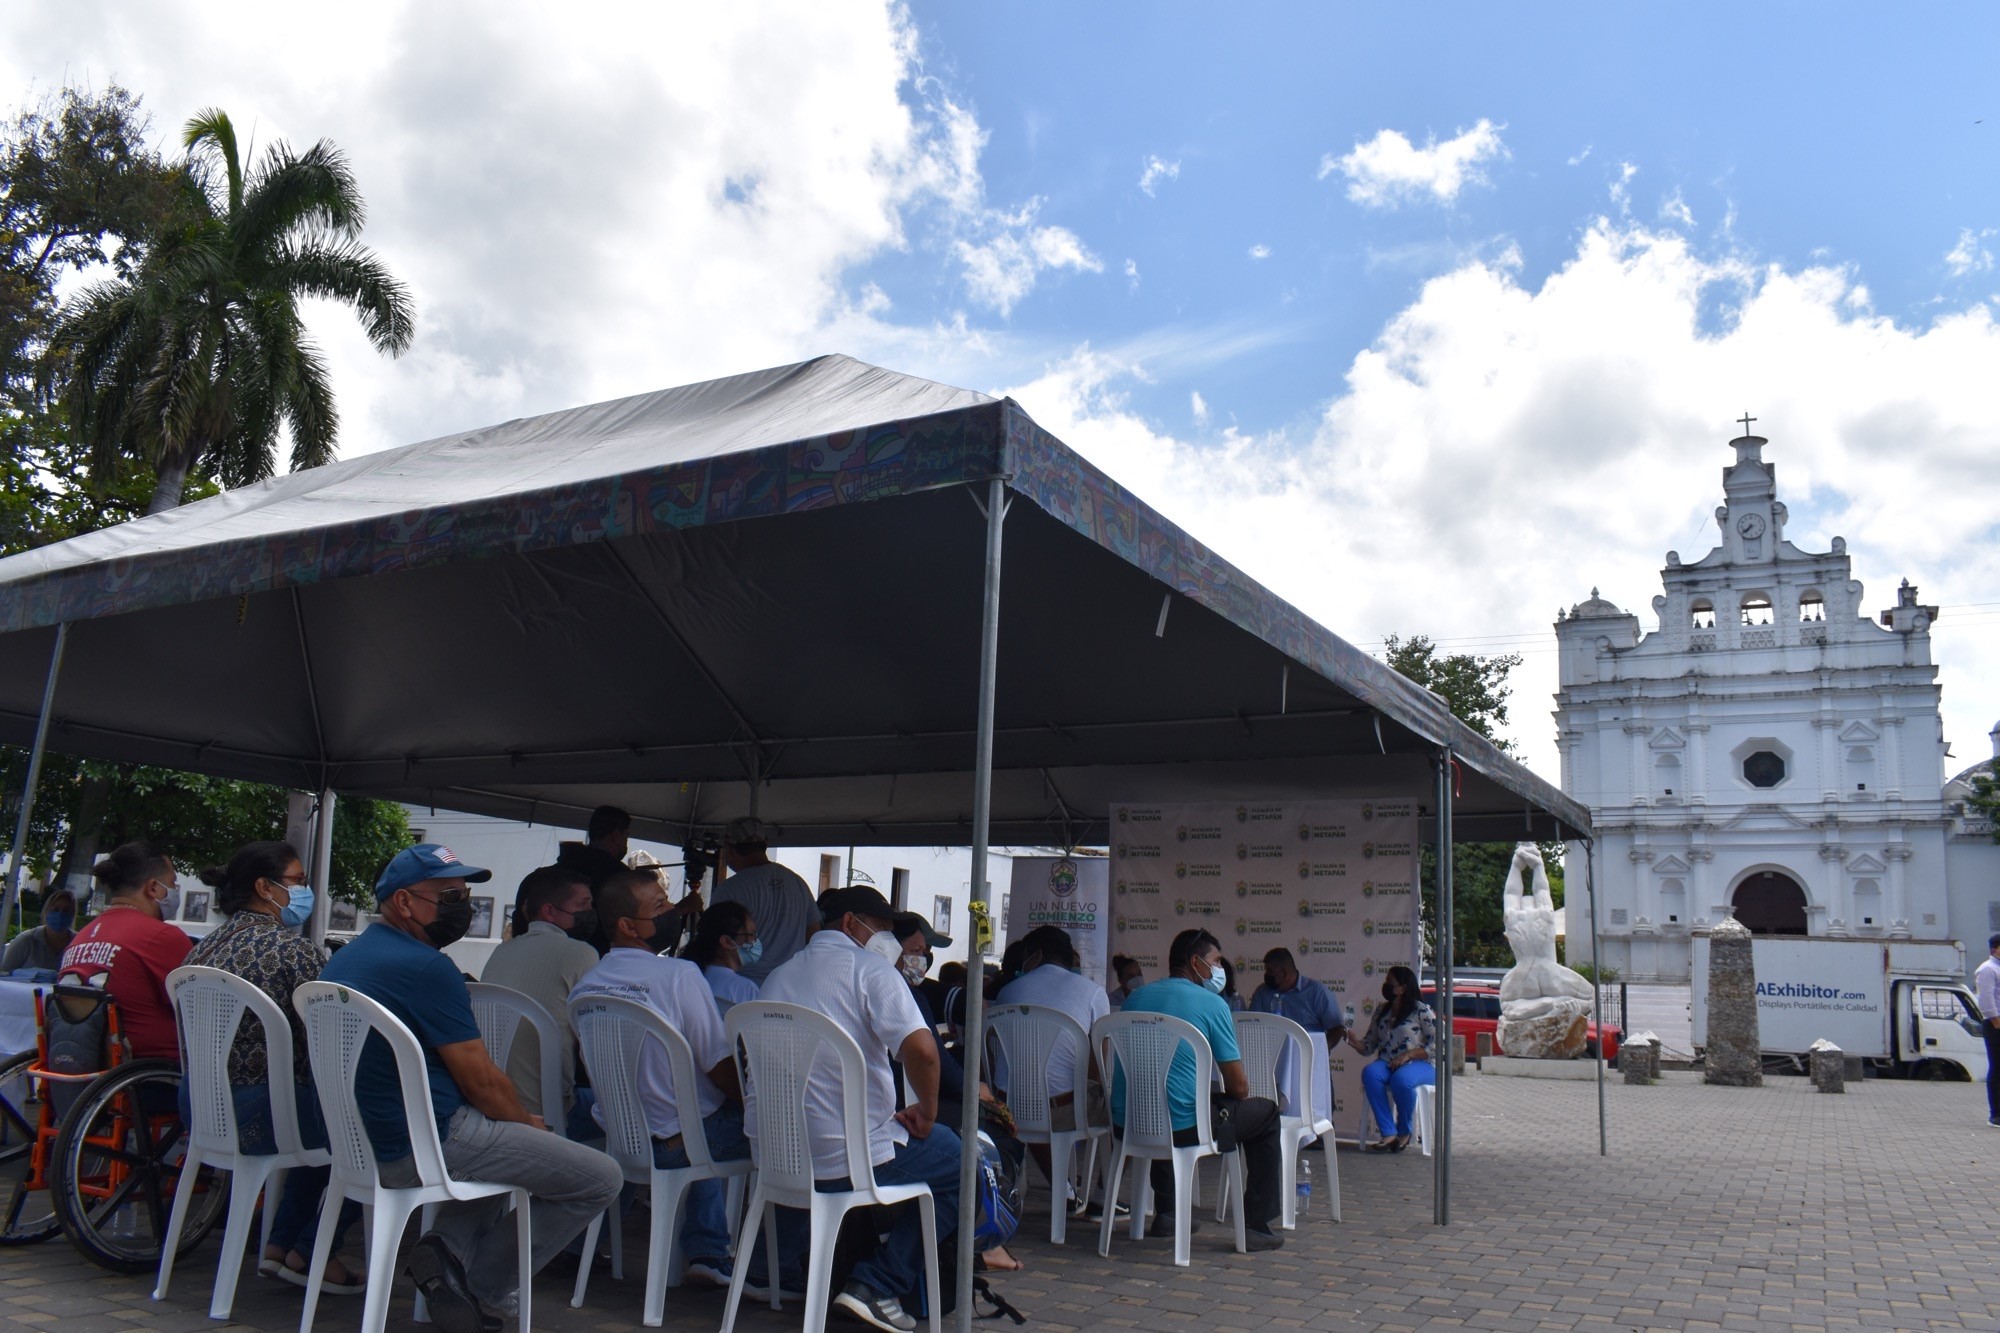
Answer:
[{"xmin": 1110, "ymin": 976, "xmax": 1241, "ymax": 1131}]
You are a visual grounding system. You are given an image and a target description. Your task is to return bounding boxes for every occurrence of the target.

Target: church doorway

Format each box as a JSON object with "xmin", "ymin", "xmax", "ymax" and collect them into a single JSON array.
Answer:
[{"xmin": 1732, "ymin": 871, "xmax": 1809, "ymax": 935}]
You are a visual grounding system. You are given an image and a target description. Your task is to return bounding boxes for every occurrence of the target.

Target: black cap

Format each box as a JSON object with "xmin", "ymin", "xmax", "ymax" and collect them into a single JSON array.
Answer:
[
  {"xmin": 892, "ymin": 911, "xmax": 953, "ymax": 950},
  {"xmin": 820, "ymin": 884, "xmax": 896, "ymax": 926}
]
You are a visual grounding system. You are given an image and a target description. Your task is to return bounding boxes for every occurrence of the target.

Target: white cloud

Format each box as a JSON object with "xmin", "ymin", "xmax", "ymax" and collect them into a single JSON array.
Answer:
[
  {"xmin": 1945, "ymin": 227, "xmax": 1995, "ymax": 277},
  {"xmin": 1138, "ymin": 154, "xmax": 1180, "ymax": 197},
  {"xmin": 1124, "ymin": 258, "xmax": 1140, "ymax": 291},
  {"xmin": 1249, "ymin": 243, "xmax": 1272, "ymax": 260},
  {"xmin": 1660, "ymin": 189, "xmax": 1695, "ymax": 228},
  {"xmin": 954, "ymin": 202, "xmax": 1103, "ymax": 315},
  {"xmin": 1322, "ymin": 118, "xmax": 1506, "ymax": 209},
  {"xmin": 1567, "ymin": 145, "xmax": 1593, "ymax": 167},
  {"xmin": 1190, "ymin": 390, "xmax": 1209, "ymax": 426},
  {"xmin": 1609, "ymin": 162, "xmax": 1639, "ymax": 212},
  {"xmin": 1005, "ymin": 221, "xmax": 2000, "ymax": 779}
]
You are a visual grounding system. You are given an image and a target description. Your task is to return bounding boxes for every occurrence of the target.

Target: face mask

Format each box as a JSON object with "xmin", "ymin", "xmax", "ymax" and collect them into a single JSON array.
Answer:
[
  {"xmin": 897, "ymin": 953, "xmax": 928, "ymax": 985},
  {"xmin": 648, "ymin": 910, "xmax": 678, "ymax": 947},
  {"xmin": 155, "ymin": 881, "xmax": 182, "ymax": 921},
  {"xmin": 561, "ymin": 909, "xmax": 599, "ymax": 943},
  {"xmin": 1203, "ymin": 961, "xmax": 1227, "ymax": 995},
  {"xmin": 42, "ymin": 911, "xmax": 74, "ymax": 934},
  {"xmin": 1121, "ymin": 977, "xmax": 1142, "ymax": 994},
  {"xmin": 278, "ymin": 883, "xmax": 315, "ymax": 930},
  {"xmin": 734, "ymin": 937, "xmax": 764, "ymax": 967},
  {"xmin": 423, "ymin": 896, "xmax": 475, "ymax": 949},
  {"xmin": 1381, "ymin": 981, "xmax": 1397, "ymax": 1002},
  {"xmin": 863, "ymin": 929, "xmax": 904, "ymax": 966}
]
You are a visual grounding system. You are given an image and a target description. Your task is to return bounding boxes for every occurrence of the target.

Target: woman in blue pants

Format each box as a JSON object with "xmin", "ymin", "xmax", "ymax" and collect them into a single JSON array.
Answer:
[{"xmin": 1349, "ymin": 965, "xmax": 1436, "ymax": 1152}]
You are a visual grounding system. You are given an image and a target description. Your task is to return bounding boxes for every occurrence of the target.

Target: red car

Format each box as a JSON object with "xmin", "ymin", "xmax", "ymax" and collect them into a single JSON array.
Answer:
[{"xmin": 1421, "ymin": 983, "xmax": 1622, "ymax": 1062}]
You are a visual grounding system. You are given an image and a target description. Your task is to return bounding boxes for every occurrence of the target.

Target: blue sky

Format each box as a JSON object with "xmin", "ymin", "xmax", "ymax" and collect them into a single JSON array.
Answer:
[{"xmin": 7, "ymin": 2, "xmax": 1998, "ymax": 777}]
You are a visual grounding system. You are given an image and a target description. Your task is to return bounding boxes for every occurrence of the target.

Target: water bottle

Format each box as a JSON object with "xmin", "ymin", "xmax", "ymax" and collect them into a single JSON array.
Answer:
[{"xmin": 1296, "ymin": 1156, "xmax": 1312, "ymax": 1215}]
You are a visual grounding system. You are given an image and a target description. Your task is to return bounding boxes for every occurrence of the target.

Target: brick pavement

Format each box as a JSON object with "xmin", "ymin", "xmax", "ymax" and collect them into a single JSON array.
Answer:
[{"xmin": 2, "ymin": 1070, "xmax": 1996, "ymax": 1332}]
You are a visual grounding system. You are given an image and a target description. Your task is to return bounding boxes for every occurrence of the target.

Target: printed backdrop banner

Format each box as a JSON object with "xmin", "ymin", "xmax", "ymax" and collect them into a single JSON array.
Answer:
[
  {"xmin": 1005, "ymin": 856, "xmax": 1111, "ymax": 987},
  {"xmin": 1108, "ymin": 799, "xmax": 1421, "ymax": 1139}
]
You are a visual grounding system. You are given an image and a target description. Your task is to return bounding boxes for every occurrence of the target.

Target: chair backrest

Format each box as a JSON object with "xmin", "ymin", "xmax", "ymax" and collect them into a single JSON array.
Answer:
[
  {"xmin": 569, "ymin": 993, "xmax": 718, "ymax": 1176},
  {"xmin": 985, "ymin": 1004, "xmax": 1089, "ymax": 1137},
  {"xmin": 725, "ymin": 1001, "xmax": 876, "ymax": 1195},
  {"xmin": 1232, "ymin": 1009, "xmax": 1317, "ymax": 1113},
  {"xmin": 466, "ymin": 982, "xmax": 563, "ymax": 1124},
  {"xmin": 293, "ymin": 980, "xmax": 451, "ymax": 1191},
  {"xmin": 168, "ymin": 964, "xmax": 307, "ymax": 1157},
  {"xmin": 1093, "ymin": 1010, "xmax": 1214, "ymax": 1151}
]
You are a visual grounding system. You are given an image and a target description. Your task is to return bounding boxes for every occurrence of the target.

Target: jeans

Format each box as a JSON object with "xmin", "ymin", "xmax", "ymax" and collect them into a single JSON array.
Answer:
[
  {"xmin": 1125, "ymin": 1094, "xmax": 1283, "ymax": 1234},
  {"xmin": 757, "ymin": 1124, "xmax": 962, "ymax": 1303},
  {"xmin": 381, "ymin": 1106, "xmax": 624, "ymax": 1307},
  {"xmin": 1984, "ymin": 1026, "xmax": 2000, "ymax": 1121},
  {"xmin": 232, "ymin": 1083, "xmax": 361, "ymax": 1257},
  {"xmin": 566, "ymin": 1087, "xmax": 603, "ymax": 1143},
  {"xmin": 1361, "ymin": 1058, "xmax": 1435, "ymax": 1137},
  {"xmin": 652, "ymin": 1103, "xmax": 749, "ymax": 1268}
]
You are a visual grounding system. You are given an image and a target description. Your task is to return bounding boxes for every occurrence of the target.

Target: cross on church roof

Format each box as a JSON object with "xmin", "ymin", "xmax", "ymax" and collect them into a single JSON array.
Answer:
[{"xmin": 1737, "ymin": 412, "xmax": 1757, "ymax": 436}]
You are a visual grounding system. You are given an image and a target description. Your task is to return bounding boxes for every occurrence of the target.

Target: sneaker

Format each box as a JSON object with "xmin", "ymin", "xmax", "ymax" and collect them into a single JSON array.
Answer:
[
  {"xmin": 684, "ymin": 1259, "xmax": 732, "ymax": 1288},
  {"xmin": 744, "ymin": 1276, "xmax": 808, "ymax": 1301},
  {"xmin": 1244, "ymin": 1227, "xmax": 1285, "ymax": 1253},
  {"xmin": 1990, "ymin": 1116, "xmax": 2000, "ymax": 1127},
  {"xmin": 833, "ymin": 1281, "xmax": 917, "ymax": 1332}
]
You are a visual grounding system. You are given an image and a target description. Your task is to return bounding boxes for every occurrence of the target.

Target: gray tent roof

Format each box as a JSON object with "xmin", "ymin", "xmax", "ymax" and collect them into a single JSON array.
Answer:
[{"xmin": 0, "ymin": 354, "xmax": 1588, "ymax": 846}]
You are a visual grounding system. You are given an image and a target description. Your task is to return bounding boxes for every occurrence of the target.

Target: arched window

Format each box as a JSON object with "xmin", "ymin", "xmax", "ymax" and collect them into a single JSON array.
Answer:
[
  {"xmin": 1740, "ymin": 593, "xmax": 1774, "ymax": 627},
  {"xmin": 1690, "ymin": 599, "xmax": 1716, "ymax": 629},
  {"xmin": 1733, "ymin": 871, "xmax": 1808, "ymax": 936},
  {"xmin": 1798, "ymin": 590, "xmax": 1825, "ymax": 622}
]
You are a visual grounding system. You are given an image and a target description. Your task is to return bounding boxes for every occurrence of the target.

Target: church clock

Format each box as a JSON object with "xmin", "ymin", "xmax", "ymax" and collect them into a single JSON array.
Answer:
[{"xmin": 1736, "ymin": 513, "xmax": 1765, "ymax": 539}]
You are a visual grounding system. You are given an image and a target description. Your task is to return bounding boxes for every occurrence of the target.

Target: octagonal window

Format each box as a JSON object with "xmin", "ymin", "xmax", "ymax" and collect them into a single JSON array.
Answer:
[{"xmin": 1743, "ymin": 750, "xmax": 1786, "ymax": 788}]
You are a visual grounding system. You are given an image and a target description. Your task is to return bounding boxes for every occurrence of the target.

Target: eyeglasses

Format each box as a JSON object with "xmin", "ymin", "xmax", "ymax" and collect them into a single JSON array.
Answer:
[{"xmin": 408, "ymin": 886, "xmax": 471, "ymax": 906}]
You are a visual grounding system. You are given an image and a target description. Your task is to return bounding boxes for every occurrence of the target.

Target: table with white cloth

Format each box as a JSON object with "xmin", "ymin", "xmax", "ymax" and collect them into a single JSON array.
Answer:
[
  {"xmin": 0, "ymin": 978, "xmax": 45, "ymax": 1058},
  {"xmin": 1274, "ymin": 1031, "xmax": 1334, "ymax": 1123}
]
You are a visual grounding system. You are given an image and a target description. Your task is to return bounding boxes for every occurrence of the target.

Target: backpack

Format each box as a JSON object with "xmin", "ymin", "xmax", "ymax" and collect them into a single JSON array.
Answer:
[{"xmin": 970, "ymin": 1129, "xmax": 1022, "ymax": 1251}]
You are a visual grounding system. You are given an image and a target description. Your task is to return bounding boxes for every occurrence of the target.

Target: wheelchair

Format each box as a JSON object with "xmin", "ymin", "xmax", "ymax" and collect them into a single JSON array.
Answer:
[{"xmin": 0, "ymin": 983, "xmax": 226, "ymax": 1271}]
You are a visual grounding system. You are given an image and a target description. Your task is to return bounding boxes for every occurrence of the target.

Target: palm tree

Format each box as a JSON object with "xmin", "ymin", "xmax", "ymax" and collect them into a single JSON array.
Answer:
[{"xmin": 51, "ymin": 109, "xmax": 413, "ymax": 513}]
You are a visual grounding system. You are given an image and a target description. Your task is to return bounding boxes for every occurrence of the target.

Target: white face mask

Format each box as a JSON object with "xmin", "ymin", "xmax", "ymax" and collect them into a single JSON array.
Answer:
[
  {"xmin": 897, "ymin": 952, "xmax": 929, "ymax": 985},
  {"xmin": 863, "ymin": 929, "xmax": 904, "ymax": 966},
  {"xmin": 154, "ymin": 880, "xmax": 182, "ymax": 921}
]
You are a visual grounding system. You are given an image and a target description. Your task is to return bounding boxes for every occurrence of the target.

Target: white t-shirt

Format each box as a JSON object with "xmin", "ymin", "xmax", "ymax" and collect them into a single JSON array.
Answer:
[
  {"xmin": 568, "ymin": 948, "xmax": 728, "ymax": 1139},
  {"xmin": 757, "ymin": 931, "xmax": 927, "ymax": 1176},
  {"xmin": 714, "ymin": 861, "xmax": 817, "ymax": 984},
  {"xmin": 704, "ymin": 963, "xmax": 760, "ymax": 1017},
  {"xmin": 995, "ymin": 963, "xmax": 1112, "ymax": 1100}
]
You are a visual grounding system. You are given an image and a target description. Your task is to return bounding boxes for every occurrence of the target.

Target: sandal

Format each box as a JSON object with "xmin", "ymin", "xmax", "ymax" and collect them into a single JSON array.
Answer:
[
  {"xmin": 975, "ymin": 1246, "xmax": 1025, "ymax": 1273},
  {"xmin": 278, "ymin": 1258, "xmax": 367, "ymax": 1296},
  {"xmin": 1364, "ymin": 1137, "xmax": 1400, "ymax": 1152},
  {"xmin": 1388, "ymin": 1135, "xmax": 1411, "ymax": 1154}
]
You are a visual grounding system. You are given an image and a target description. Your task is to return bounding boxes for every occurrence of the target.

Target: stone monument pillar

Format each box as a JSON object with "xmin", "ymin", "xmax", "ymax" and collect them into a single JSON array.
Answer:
[{"xmin": 1703, "ymin": 916, "xmax": 1762, "ymax": 1087}]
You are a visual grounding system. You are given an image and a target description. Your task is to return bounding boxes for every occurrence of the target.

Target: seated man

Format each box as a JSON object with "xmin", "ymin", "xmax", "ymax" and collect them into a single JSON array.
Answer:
[
  {"xmin": 320, "ymin": 844, "xmax": 622, "ymax": 1333},
  {"xmin": 569, "ymin": 868, "xmax": 746, "ymax": 1286},
  {"xmin": 58, "ymin": 842, "xmax": 191, "ymax": 1062},
  {"xmin": 3, "ymin": 887, "xmax": 79, "ymax": 973},
  {"xmin": 995, "ymin": 924, "xmax": 1111, "ymax": 1154},
  {"xmin": 480, "ymin": 865, "xmax": 600, "ymax": 1138},
  {"xmin": 759, "ymin": 886, "xmax": 959, "ymax": 1333},
  {"xmin": 1114, "ymin": 928, "xmax": 1283, "ymax": 1251},
  {"xmin": 1249, "ymin": 947, "xmax": 1347, "ymax": 1047}
]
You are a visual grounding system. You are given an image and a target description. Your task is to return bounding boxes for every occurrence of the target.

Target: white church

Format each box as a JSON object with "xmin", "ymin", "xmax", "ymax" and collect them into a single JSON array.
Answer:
[{"xmin": 1555, "ymin": 426, "xmax": 2000, "ymax": 984}]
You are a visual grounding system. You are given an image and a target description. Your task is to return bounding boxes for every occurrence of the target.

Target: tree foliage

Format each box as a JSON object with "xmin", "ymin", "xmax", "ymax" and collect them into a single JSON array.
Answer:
[
  {"xmin": 1383, "ymin": 633, "xmax": 1562, "ymax": 967},
  {"xmin": 1969, "ymin": 766, "xmax": 2000, "ymax": 845}
]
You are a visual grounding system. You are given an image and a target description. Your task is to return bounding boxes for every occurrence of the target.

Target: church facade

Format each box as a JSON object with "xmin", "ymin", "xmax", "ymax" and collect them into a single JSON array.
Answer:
[{"xmin": 1554, "ymin": 429, "xmax": 1997, "ymax": 983}]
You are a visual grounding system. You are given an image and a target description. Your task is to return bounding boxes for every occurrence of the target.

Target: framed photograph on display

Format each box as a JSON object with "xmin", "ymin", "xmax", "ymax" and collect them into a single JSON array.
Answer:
[
  {"xmin": 328, "ymin": 900, "xmax": 360, "ymax": 933},
  {"xmin": 468, "ymin": 896, "xmax": 495, "ymax": 939},
  {"xmin": 934, "ymin": 895, "xmax": 952, "ymax": 935},
  {"xmin": 182, "ymin": 891, "xmax": 210, "ymax": 924}
]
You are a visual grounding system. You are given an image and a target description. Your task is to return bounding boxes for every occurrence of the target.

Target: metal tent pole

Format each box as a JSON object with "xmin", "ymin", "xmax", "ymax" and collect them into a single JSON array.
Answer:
[
  {"xmin": 1586, "ymin": 836, "xmax": 1607, "ymax": 1156},
  {"xmin": 306, "ymin": 790, "xmax": 338, "ymax": 947},
  {"xmin": 1433, "ymin": 748, "xmax": 1454, "ymax": 1227},
  {"xmin": 954, "ymin": 476, "xmax": 1007, "ymax": 1332},
  {"xmin": 3, "ymin": 623, "xmax": 69, "ymax": 933}
]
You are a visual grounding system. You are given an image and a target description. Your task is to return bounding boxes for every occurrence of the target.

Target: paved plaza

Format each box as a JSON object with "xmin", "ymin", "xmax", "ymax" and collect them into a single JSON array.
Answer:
[{"xmin": 2, "ymin": 1070, "xmax": 1995, "ymax": 1332}]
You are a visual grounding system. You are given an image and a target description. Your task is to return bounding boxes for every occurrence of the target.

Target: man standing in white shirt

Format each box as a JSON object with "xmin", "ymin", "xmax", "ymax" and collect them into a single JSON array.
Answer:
[
  {"xmin": 1976, "ymin": 933, "xmax": 2000, "ymax": 1128},
  {"xmin": 713, "ymin": 817, "xmax": 816, "ymax": 984},
  {"xmin": 568, "ymin": 869, "xmax": 748, "ymax": 1286},
  {"xmin": 757, "ymin": 885, "xmax": 960, "ymax": 1333}
]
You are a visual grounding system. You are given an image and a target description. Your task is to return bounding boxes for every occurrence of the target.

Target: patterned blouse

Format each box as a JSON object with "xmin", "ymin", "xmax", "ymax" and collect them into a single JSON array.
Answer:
[
  {"xmin": 1359, "ymin": 1000, "xmax": 1439, "ymax": 1064},
  {"xmin": 185, "ymin": 911, "xmax": 327, "ymax": 1086}
]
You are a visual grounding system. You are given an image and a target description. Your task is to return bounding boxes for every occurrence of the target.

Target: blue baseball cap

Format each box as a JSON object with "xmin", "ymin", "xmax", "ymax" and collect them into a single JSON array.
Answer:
[{"xmin": 375, "ymin": 843, "xmax": 493, "ymax": 903}]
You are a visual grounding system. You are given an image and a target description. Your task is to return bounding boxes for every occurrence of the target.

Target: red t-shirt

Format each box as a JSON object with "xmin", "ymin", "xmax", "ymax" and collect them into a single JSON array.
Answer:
[{"xmin": 59, "ymin": 908, "xmax": 193, "ymax": 1061}]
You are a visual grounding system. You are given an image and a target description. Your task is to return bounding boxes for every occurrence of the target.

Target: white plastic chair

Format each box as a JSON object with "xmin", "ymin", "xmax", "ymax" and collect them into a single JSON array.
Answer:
[
  {"xmin": 719, "ymin": 1001, "xmax": 940, "ymax": 1333},
  {"xmin": 1414, "ymin": 1082, "xmax": 1435, "ymax": 1156},
  {"xmin": 156, "ymin": 965, "xmax": 333, "ymax": 1318},
  {"xmin": 1093, "ymin": 1011, "xmax": 1246, "ymax": 1267},
  {"xmin": 1229, "ymin": 1012, "xmax": 1340, "ymax": 1227},
  {"xmin": 466, "ymin": 982, "xmax": 564, "ymax": 1133},
  {"xmin": 567, "ymin": 994, "xmax": 752, "ymax": 1326},
  {"xmin": 986, "ymin": 1003, "xmax": 1106, "ymax": 1243},
  {"xmin": 293, "ymin": 981, "xmax": 532, "ymax": 1333}
]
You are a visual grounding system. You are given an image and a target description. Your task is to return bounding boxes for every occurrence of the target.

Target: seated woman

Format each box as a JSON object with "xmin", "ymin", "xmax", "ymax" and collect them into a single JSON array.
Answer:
[
  {"xmin": 185, "ymin": 842, "xmax": 365, "ymax": 1293},
  {"xmin": 683, "ymin": 901, "xmax": 762, "ymax": 1017},
  {"xmin": 58, "ymin": 842, "xmax": 192, "ymax": 1063},
  {"xmin": 2, "ymin": 888, "xmax": 80, "ymax": 972},
  {"xmin": 1347, "ymin": 964, "xmax": 1436, "ymax": 1153}
]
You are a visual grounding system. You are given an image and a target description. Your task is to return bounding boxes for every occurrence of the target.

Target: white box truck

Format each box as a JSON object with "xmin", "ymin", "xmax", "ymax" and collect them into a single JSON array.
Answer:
[{"xmin": 1689, "ymin": 936, "xmax": 1989, "ymax": 1081}]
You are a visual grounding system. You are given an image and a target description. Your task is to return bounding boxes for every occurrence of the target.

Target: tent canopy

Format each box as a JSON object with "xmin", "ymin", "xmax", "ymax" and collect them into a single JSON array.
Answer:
[{"xmin": 0, "ymin": 355, "xmax": 1588, "ymax": 847}]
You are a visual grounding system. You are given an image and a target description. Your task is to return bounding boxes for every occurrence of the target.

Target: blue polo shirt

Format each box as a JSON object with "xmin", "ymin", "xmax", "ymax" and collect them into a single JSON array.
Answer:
[
  {"xmin": 319, "ymin": 923, "xmax": 479, "ymax": 1161},
  {"xmin": 1111, "ymin": 977, "xmax": 1241, "ymax": 1131},
  {"xmin": 1249, "ymin": 975, "xmax": 1347, "ymax": 1035}
]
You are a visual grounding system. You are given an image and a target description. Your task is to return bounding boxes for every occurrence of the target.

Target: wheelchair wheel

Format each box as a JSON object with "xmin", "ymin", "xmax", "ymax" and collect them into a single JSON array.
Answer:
[
  {"xmin": 49, "ymin": 1059, "xmax": 227, "ymax": 1273},
  {"xmin": 0, "ymin": 1050, "xmax": 58, "ymax": 1245}
]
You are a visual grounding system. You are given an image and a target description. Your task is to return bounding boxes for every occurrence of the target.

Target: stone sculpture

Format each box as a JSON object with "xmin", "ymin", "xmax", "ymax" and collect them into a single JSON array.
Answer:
[{"xmin": 1496, "ymin": 844, "xmax": 1596, "ymax": 1059}]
